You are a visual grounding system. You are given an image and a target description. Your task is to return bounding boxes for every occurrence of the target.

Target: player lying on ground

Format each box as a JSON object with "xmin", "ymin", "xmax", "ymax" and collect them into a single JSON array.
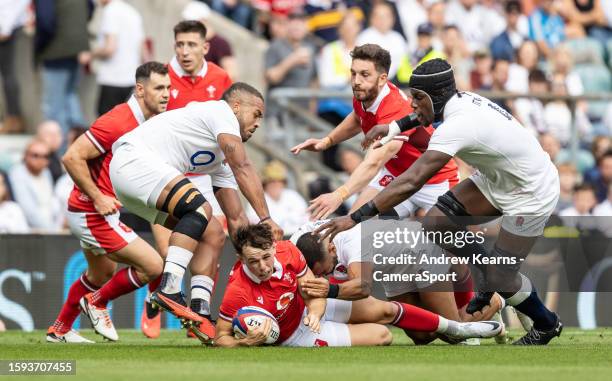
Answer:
[
  {"xmin": 292, "ymin": 221, "xmax": 504, "ymax": 345},
  {"xmin": 317, "ymin": 59, "xmax": 563, "ymax": 345},
  {"xmin": 214, "ymin": 224, "xmax": 502, "ymax": 347},
  {"xmin": 109, "ymin": 82, "xmax": 282, "ymax": 343},
  {"xmin": 47, "ymin": 62, "xmax": 171, "ymax": 343},
  {"xmin": 142, "ymin": 20, "xmax": 235, "ymax": 339}
]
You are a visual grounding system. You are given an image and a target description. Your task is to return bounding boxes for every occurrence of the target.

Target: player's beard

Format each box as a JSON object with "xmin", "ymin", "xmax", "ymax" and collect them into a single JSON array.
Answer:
[{"xmin": 352, "ymin": 84, "xmax": 378, "ymax": 104}]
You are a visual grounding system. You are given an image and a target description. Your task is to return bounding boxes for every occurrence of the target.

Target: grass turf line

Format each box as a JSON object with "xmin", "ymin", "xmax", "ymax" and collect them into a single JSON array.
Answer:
[{"xmin": 1, "ymin": 328, "xmax": 611, "ymax": 381}]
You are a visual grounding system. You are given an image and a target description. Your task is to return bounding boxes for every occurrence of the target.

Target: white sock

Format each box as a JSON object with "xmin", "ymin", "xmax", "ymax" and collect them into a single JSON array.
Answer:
[
  {"xmin": 162, "ymin": 246, "xmax": 193, "ymax": 293},
  {"xmin": 191, "ymin": 275, "xmax": 214, "ymax": 304}
]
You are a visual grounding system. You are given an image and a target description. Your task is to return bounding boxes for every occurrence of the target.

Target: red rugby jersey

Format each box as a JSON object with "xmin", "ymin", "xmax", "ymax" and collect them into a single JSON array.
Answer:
[
  {"xmin": 352, "ymin": 83, "xmax": 458, "ymax": 184},
  {"xmin": 218, "ymin": 241, "xmax": 308, "ymax": 343},
  {"xmin": 166, "ymin": 56, "xmax": 232, "ymax": 110},
  {"xmin": 67, "ymin": 96, "xmax": 145, "ymax": 213}
]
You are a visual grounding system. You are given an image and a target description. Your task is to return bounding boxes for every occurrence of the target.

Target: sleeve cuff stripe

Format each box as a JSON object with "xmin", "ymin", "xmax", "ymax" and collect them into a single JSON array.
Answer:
[
  {"xmin": 85, "ymin": 131, "xmax": 106, "ymax": 154},
  {"xmin": 297, "ymin": 266, "xmax": 308, "ymax": 277},
  {"xmin": 219, "ymin": 312, "xmax": 232, "ymax": 322}
]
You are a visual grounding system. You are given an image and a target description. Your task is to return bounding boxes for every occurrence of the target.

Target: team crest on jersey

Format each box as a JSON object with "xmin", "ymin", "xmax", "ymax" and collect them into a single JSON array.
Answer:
[
  {"xmin": 283, "ymin": 272, "xmax": 294, "ymax": 285},
  {"xmin": 277, "ymin": 292, "xmax": 294, "ymax": 311},
  {"xmin": 206, "ymin": 85, "xmax": 216, "ymax": 98},
  {"xmin": 335, "ymin": 264, "xmax": 347, "ymax": 275},
  {"xmin": 379, "ymin": 175, "xmax": 394, "ymax": 187},
  {"xmin": 171, "ymin": 89, "xmax": 179, "ymax": 99}
]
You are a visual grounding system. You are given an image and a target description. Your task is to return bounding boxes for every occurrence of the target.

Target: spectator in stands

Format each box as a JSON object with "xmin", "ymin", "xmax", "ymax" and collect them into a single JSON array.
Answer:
[
  {"xmin": 264, "ymin": 9, "xmax": 316, "ymax": 120},
  {"xmin": 268, "ymin": 12, "xmax": 289, "ymax": 40},
  {"xmin": 490, "ymin": 0, "xmax": 528, "ymax": 61},
  {"xmin": 395, "ymin": 22, "xmax": 446, "ymax": 87},
  {"xmin": 560, "ymin": 0, "xmax": 611, "ymax": 45},
  {"xmin": 507, "ymin": 40, "xmax": 540, "ymax": 93},
  {"xmin": 585, "ymin": 149, "xmax": 612, "ymax": 202},
  {"xmin": 316, "ymin": 12, "xmax": 361, "ymax": 171},
  {"xmin": 556, "ymin": 163, "xmax": 579, "ymax": 213},
  {"xmin": 211, "ymin": 0, "xmax": 254, "ymax": 29},
  {"xmin": 528, "ymin": 0, "xmax": 566, "ymax": 58},
  {"xmin": 36, "ymin": 121, "xmax": 64, "ymax": 182},
  {"xmin": 445, "ymin": 0, "xmax": 506, "ymax": 53},
  {"xmin": 0, "ymin": 0, "xmax": 29, "ymax": 134},
  {"xmin": 246, "ymin": 161, "xmax": 308, "ymax": 235},
  {"xmin": 182, "ymin": 1, "xmax": 237, "ymax": 80},
  {"xmin": 604, "ymin": 103, "xmax": 612, "ymax": 137},
  {"xmin": 54, "ymin": 126, "xmax": 86, "ymax": 230},
  {"xmin": 490, "ymin": 59, "xmax": 514, "ymax": 113},
  {"xmin": 356, "ymin": 1, "xmax": 406, "ymax": 79},
  {"xmin": 545, "ymin": 73, "xmax": 592, "ymax": 145},
  {"xmin": 395, "ymin": 0, "xmax": 429, "ymax": 55},
  {"xmin": 252, "ymin": 0, "xmax": 305, "ymax": 38},
  {"xmin": 34, "ymin": 0, "xmax": 89, "ymax": 137},
  {"xmin": 8, "ymin": 139, "xmax": 60, "ymax": 232},
  {"xmin": 593, "ymin": 184, "xmax": 612, "ymax": 216},
  {"xmin": 560, "ymin": 183, "xmax": 597, "ymax": 216},
  {"xmin": 304, "ymin": 0, "xmax": 364, "ymax": 43},
  {"xmin": 515, "ymin": 69, "xmax": 549, "ymax": 135},
  {"xmin": 470, "ymin": 49, "xmax": 494, "ymax": 91},
  {"xmin": 550, "ymin": 44, "xmax": 584, "ymax": 95},
  {"xmin": 540, "ymin": 131, "xmax": 595, "ymax": 173},
  {"xmin": 79, "ymin": 0, "xmax": 145, "ymax": 116},
  {"xmin": 427, "ymin": 0, "xmax": 447, "ymax": 51},
  {"xmin": 441, "ymin": 25, "xmax": 472, "ymax": 90},
  {"xmin": 0, "ymin": 171, "xmax": 29, "ymax": 233}
]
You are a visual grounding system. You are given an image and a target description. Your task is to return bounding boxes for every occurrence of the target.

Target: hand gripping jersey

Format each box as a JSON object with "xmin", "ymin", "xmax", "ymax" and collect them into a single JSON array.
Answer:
[
  {"xmin": 68, "ymin": 96, "xmax": 145, "ymax": 213},
  {"xmin": 352, "ymin": 82, "xmax": 458, "ymax": 184},
  {"xmin": 218, "ymin": 241, "xmax": 308, "ymax": 343},
  {"xmin": 166, "ymin": 56, "xmax": 232, "ymax": 110}
]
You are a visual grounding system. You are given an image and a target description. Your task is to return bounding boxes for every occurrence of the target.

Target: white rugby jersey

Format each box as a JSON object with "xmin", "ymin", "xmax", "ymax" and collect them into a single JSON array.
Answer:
[
  {"xmin": 113, "ymin": 100, "xmax": 240, "ymax": 176},
  {"xmin": 428, "ymin": 92, "xmax": 559, "ymax": 211}
]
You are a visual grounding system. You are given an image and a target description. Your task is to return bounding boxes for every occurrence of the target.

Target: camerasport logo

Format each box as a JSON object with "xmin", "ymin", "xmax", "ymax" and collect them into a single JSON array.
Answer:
[{"xmin": 277, "ymin": 292, "xmax": 294, "ymax": 311}]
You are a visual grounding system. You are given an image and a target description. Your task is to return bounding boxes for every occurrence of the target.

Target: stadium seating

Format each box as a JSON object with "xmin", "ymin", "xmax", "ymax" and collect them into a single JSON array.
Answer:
[
  {"xmin": 574, "ymin": 64, "xmax": 612, "ymax": 121},
  {"xmin": 566, "ymin": 38, "xmax": 606, "ymax": 65}
]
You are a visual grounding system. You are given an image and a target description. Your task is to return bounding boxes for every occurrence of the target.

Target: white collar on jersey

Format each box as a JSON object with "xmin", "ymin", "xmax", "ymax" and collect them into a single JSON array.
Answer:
[
  {"xmin": 127, "ymin": 95, "xmax": 146, "ymax": 124},
  {"xmin": 169, "ymin": 55, "xmax": 208, "ymax": 78},
  {"xmin": 364, "ymin": 82, "xmax": 390, "ymax": 114},
  {"xmin": 242, "ymin": 257, "xmax": 283, "ymax": 284}
]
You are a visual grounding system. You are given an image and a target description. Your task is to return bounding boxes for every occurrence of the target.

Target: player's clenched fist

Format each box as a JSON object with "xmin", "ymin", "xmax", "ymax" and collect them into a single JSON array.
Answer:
[
  {"xmin": 290, "ymin": 138, "xmax": 331, "ymax": 155},
  {"xmin": 93, "ymin": 194, "xmax": 123, "ymax": 216}
]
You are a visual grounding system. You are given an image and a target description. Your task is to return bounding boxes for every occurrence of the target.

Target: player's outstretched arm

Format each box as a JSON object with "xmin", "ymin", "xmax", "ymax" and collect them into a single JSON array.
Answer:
[
  {"xmin": 298, "ymin": 268, "xmax": 325, "ymax": 333},
  {"xmin": 62, "ymin": 134, "xmax": 122, "ymax": 216},
  {"xmin": 218, "ymin": 133, "xmax": 283, "ymax": 239},
  {"xmin": 290, "ymin": 111, "xmax": 361, "ymax": 154},
  {"xmin": 308, "ymin": 141, "xmax": 402, "ymax": 220},
  {"xmin": 214, "ymin": 187, "xmax": 249, "ymax": 239},
  {"xmin": 214, "ymin": 318, "xmax": 271, "ymax": 348},
  {"xmin": 361, "ymin": 113, "xmax": 421, "ymax": 149}
]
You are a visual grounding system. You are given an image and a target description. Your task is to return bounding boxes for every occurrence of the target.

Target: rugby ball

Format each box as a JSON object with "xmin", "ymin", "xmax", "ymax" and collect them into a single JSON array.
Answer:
[{"xmin": 232, "ymin": 306, "xmax": 281, "ymax": 344}]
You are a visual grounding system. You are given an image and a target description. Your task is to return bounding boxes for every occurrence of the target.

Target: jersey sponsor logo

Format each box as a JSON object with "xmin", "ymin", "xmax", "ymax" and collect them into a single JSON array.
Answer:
[
  {"xmin": 379, "ymin": 175, "xmax": 394, "ymax": 187},
  {"xmin": 189, "ymin": 150, "xmax": 216, "ymax": 171},
  {"xmin": 276, "ymin": 292, "xmax": 294, "ymax": 311},
  {"xmin": 206, "ymin": 85, "xmax": 216, "ymax": 98},
  {"xmin": 171, "ymin": 89, "xmax": 179, "ymax": 99}
]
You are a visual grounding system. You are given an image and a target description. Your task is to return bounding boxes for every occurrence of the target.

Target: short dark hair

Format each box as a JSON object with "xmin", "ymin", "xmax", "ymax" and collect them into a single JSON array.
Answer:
[
  {"xmin": 295, "ymin": 233, "xmax": 326, "ymax": 270},
  {"xmin": 350, "ymin": 44, "xmax": 392, "ymax": 74},
  {"xmin": 233, "ymin": 224, "xmax": 274, "ymax": 254},
  {"xmin": 600, "ymin": 149, "xmax": 612, "ymax": 164},
  {"xmin": 135, "ymin": 61, "xmax": 168, "ymax": 83},
  {"xmin": 221, "ymin": 82, "xmax": 264, "ymax": 103},
  {"xmin": 574, "ymin": 183, "xmax": 595, "ymax": 194},
  {"xmin": 173, "ymin": 20, "xmax": 207, "ymax": 40},
  {"xmin": 528, "ymin": 69, "xmax": 548, "ymax": 84}
]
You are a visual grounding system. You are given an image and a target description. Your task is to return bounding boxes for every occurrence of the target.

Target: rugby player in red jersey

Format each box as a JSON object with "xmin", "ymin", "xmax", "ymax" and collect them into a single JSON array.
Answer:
[{"xmin": 47, "ymin": 62, "xmax": 171, "ymax": 343}]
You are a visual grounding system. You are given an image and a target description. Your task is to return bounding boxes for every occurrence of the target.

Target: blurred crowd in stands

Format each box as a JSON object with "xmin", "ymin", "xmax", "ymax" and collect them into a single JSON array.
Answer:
[{"xmin": 1, "ymin": 0, "xmax": 612, "ymax": 234}]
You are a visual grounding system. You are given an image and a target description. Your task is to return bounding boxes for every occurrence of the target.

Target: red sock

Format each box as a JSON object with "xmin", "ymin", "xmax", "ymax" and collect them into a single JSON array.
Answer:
[
  {"xmin": 91, "ymin": 267, "xmax": 143, "ymax": 308},
  {"xmin": 52, "ymin": 274, "xmax": 99, "ymax": 334},
  {"xmin": 148, "ymin": 275, "xmax": 162, "ymax": 293},
  {"xmin": 453, "ymin": 271, "xmax": 474, "ymax": 309},
  {"xmin": 390, "ymin": 302, "xmax": 440, "ymax": 332}
]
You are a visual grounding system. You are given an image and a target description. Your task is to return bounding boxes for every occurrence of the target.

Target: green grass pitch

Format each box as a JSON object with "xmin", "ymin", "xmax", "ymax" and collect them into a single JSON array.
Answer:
[{"xmin": 1, "ymin": 328, "xmax": 611, "ymax": 381}]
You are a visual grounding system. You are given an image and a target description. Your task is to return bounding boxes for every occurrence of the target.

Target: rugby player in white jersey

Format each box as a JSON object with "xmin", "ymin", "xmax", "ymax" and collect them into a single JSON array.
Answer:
[
  {"xmin": 109, "ymin": 82, "xmax": 282, "ymax": 342},
  {"xmin": 317, "ymin": 59, "xmax": 563, "ymax": 345}
]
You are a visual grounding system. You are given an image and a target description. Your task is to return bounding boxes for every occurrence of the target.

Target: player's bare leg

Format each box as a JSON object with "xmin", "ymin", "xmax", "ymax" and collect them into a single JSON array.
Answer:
[
  {"xmin": 79, "ymin": 238, "xmax": 162, "ymax": 341},
  {"xmin": 346, "ymin": 323, "xmax": 393, "ymax": 346},
  {"xmin": 47, "ymin": 251, "xmax": 116, "ymax": 343}
]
